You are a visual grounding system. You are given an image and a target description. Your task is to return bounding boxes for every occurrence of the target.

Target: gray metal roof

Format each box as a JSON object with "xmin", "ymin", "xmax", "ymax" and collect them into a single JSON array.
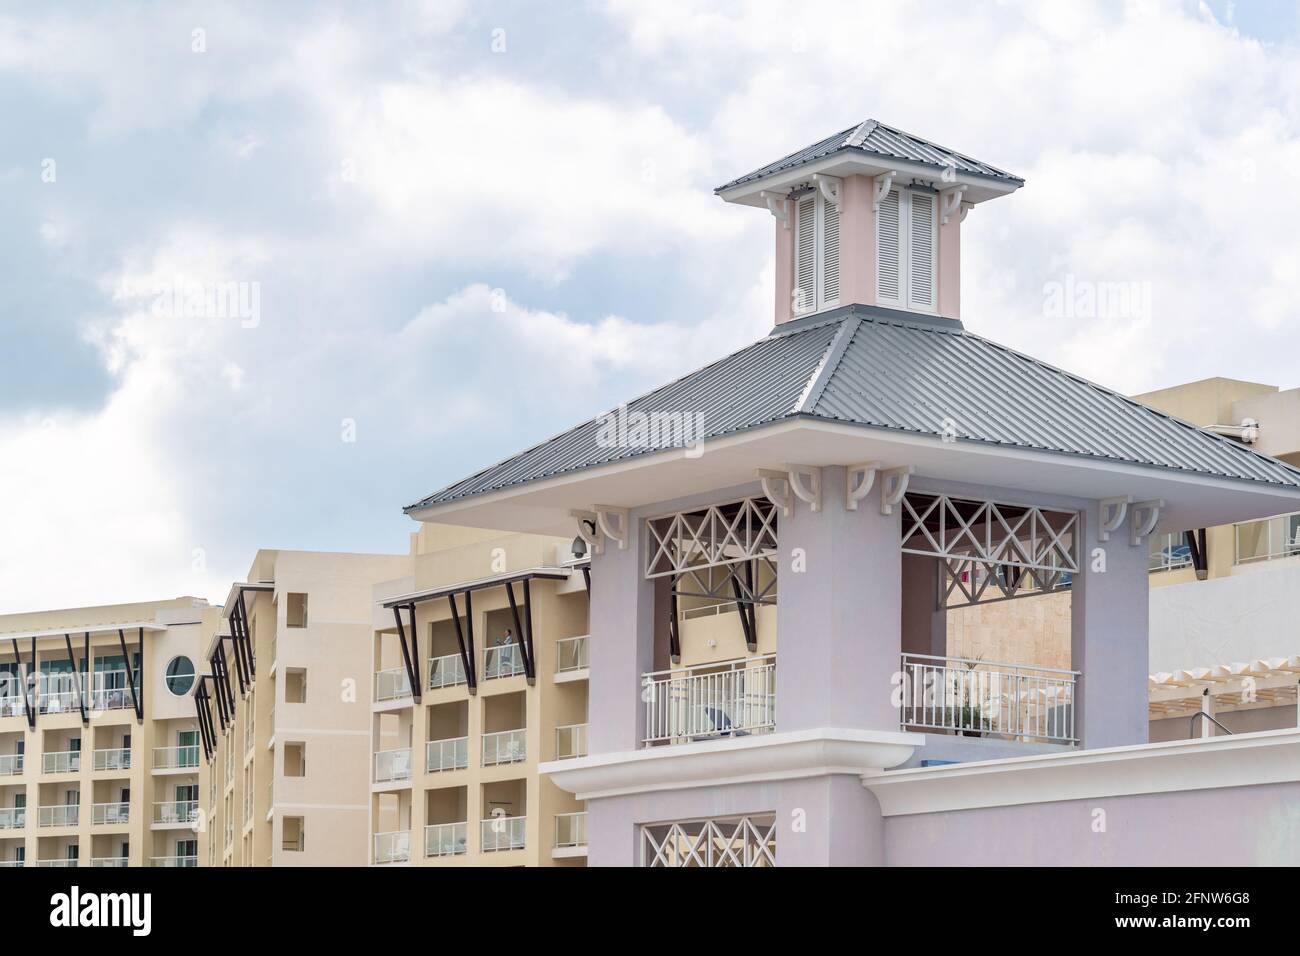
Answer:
[
  {"xmin": 406, "ymin": 308, "xmax": 1300, "ymax": 512},
  {"xmin": 715, "ymin": 119, "xmax": 1025, "ymax": 193}
]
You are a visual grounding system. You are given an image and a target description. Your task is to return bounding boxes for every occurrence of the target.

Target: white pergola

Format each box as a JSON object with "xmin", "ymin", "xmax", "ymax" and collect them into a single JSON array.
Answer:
[{"xmin": 1149, "ymin": 656, "xmax": 1300, "ymax": 730}]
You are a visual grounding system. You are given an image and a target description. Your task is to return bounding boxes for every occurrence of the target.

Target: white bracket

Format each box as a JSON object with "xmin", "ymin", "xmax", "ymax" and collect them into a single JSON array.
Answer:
[
  {"xmin": 958, "ymin": 201, "xmax": 973, "ymax": 224},
  {"xmin": 570, "ymin": 510, "xmax": 603, "ymax": 556},
  {"xmin": 879, "ymin": 466, "xmax": 914, "ymax": 515},
  {"xmin": 760, "ymin": 190, "xmax": 790, "ymax": 229},
  {"xmin": 873, "ymin": 172, "xmax": 895, "ymax": 211},
  {"xmin": 845, "ymin": 461, "xmax": 881, "ymax": 511},
  {"xmin": 1098, "ymin": 495, "xmax": 1131, "ymax": 543},
  {"xmin": 1129, "ymin": 499, "xmax": 1164, "ymax": 547},
  {"xmin": 593, "ymin": 506, "xmax": 630, "ymax": 551},
  {"xmin": 940, "ymin": 186, "xmax": 966, "ymax": 225},
  {"xmin": 756, "ymin": 469, "xmax": 793, "ymax": 518},
  {"xmin": 812, "ymin": 173, "xmax": 841, "ymax": 207},
  {"xmin": 786, "ymin": 464, "xmax": 823, "ymax": 513}
]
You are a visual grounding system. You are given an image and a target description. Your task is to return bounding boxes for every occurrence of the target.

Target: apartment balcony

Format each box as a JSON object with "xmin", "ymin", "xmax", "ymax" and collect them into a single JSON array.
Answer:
[
  {"xmin": 0, "ymin": 807, "xmax": 25, "ymax": 829},
  {"xmin": 88, "ymin": 671, "xmax": 137, "ymax": 711},
  {"xmin": 642, "ymin": 655, "xmax": 776, "ymax": 746},
  {"xmin": 0, "ymin": 695, "xmax": 23, "ymax": 719},
  {"xmin": 38, "ymin": 687, "xmax": 80, "ymax": 715},
  {"xmin": 555, "ymin": 723, "xmax": 587, "ymax": 760},
  {"xmin": 374, "ymin": 829, "xmax": 411, "ymax": 864},
  {"xmin": 37, "ymin": 859, "xmax": 78, "ymax": 867},
  {"xmin": 150, "ymin": 855, "xmax": 197, "ymax": 867},
  {"xmin": 0, "ymin": 753, "xmax": 22, "ymax": 776},
  {"xmin": 0, "ymin": 860, "xmax": 23, "ymax": 867},
  {"xmin": 426, "ymin": 736, "xmax": 468, "ymax": 773},
  {"xmin": 38, "ymin": 804, "xmax": 79, "ymax": 827},
  {"xmin": 555, "ymin": 635, "xmax": 589, "ymax": 681},
  {"xmin": 42, "ymin": 750, "xmax": 81, "ymax": 774},
  {"xmin": 427, "ymin": 653, "xmax": 467, "ymax": 691},
  {"xmin": 374, "ymin": 666, "xmax": 413, "ymax": 704},
  {"xmin": 482, "ymin": 728, "xmax": 526, "ymax": 767},
  {"xmin": 374, "ymin": 747, "xmax": 413, "ymax": 784},
  {"xmin": 153, "ymin": 745, "xmax": 200, "ymax": 771},
  {"xmin": 92, "ymin": 747, "xmax": 131, "ymax": 772},
  {"xmin": 425, "ymin": 821, "xmax": 468, "ymax": 857},
  {"xmin": 483, "ymin": 645, "xmax": 525, "ymax": 681},
  {"xmin": 899, "ymin": 653, "xmax": 1078, "ymax": 745},
  {"xmin": 152, "ymin": 800, "xmax": 199, "ymax": 827},
  {"xmin": 91, "ymin": 802, "xmax": 130, "ymax": 825},
  {"xmin": 1235, "ymin": 512, "xmax": 1300, "ymax": 566},
  {"xmin": 90, "ymin": 857, "xmax": 129, "ymax": 867},
  {"xmin": 480, "ymin": 815, "xmax": 525, "ymax": 852},
  {"xmin": 553, "ymin": 811, "xmax": 587, "ymax": 858}
]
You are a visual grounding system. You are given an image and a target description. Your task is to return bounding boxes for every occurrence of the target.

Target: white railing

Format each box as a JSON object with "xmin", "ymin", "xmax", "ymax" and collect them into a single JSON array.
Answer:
[
  {"xmin": 153, "ymin": 800, "xmax": 199, "ymax": 825},
  {"xmin": 42, "ymin": 750, "xmax": 81, "ymax": 774},
  {"xmin": 39, "ymin": 686, "xmax": 80, "ymax": 714},
  {"xmin": 150, "ymin": 856, "xmax": 197, "ymax": 867},
  {"xmin": 480, "ymin": 815, "xmax": 525, "ymax": 852},
  {"xmin": 483, "ymin": 644, "xmax": 525, "ymax": 680},
  {"xmin": 899, "ymin": 653, "xmax": 1078, "ymax": 744},
  {"xmin": 0, "ymin": 753, "xmax": 22, "ymax": 775},
  {"xmin": 0, "ymin": 860, "xmax": 23, "ymax": 867},
  {"xmin": 38, "ymin": 804, "xmax": 79, "ymax": 827},
  {"xmin": 1148, "ymin": 531, "xmax": 1193, "ymax": 572},
  {"xmin": 153, "ymin": 745, "xmax": 200, "ymax": 769},
  {"xmin": 374, "ymin": 666, "xmax": 412, "ymax": 703},
  {"xmin": 425, "ymin": 821, "xmax": 468, "ymax": 857},
  {"xmin": 91, "ymin": 857, "xmax": 129, "ymax": 867},
  {"xmin": 0, "ymin": 807, "xmax": 25, "ymax": 829},
  {"xmin": 89, "ymin": 671, "xmax": 137, "ymax": 711},
  {"xmin": 555, "ymin": 723, "xmax": 587, "ymax": 760},
  {"xmin": 92, "ymin": 802, "xmax": 130, "ymax": 825},
  {"xmin": 427, "ymin": 653, "xmax": 467, "ymax": 690},
  {"xmin": 92, "ymin": 747, "xmax": 131, "ymax": 771},
  {"xmin": 0, "ymin": 694, "xmax": 23, "ymax": 718},
  {"xmin": 1235, "ymin": 512, "xmax": 1300, "ymax": 565},
  {"xmin": 556, "ymin": 635, "xmax": 589, "ymax": 673},
  {"xmin": 642, "ymin": 655, "xmax": 776, "ymax": 746},
  {"xmin": 482, "ymin": 728, "xmax": 526, "ymax": 766},
  {"xmin": 374, "ymin": 747, "xmax": 413, "ymax": 783},
  {"xmin": 374, "ymin": 830, "xmax": 411, "ymax": 864},
  {"xmin": 554, "ymin": 811, "xmax": 587, "ymax": 849},
  {"xmin": 425, "ymin": 737, "xmax": 468, "ymax": 773},
  {"xmin": 37, "ymin": 859, "xmax": 78, "ymax": 867}
]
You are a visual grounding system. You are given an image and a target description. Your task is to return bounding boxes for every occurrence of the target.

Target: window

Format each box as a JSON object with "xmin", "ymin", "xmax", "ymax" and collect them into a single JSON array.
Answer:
[
  {"xmin": 792, "ymin": 189, "xmax": 840, "ymax": 315},
  {"xmin": 164, "ymin": 656, "xmax": 195, "ymax": 696},
  {"xmin": 286, "ymin": 593, "xmax": 308, "ymax": 628},
  {"xmin": 877, "ymin": 188, "xmax": 937, "ymax": 312}
]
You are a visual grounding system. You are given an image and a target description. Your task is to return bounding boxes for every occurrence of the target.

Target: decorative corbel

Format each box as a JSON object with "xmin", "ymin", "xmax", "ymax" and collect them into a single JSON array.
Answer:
[
  {"xmin": 873, "ymin": 172, "xmax": 895, "ymax": 211},
  {"xmin": 812, "ymin": 174, "xmax": 841, "ymax": 207},
  {"xmin": 786, "ymin": 465, "xmax": 823, "ymax": 513},
  {"xmin": 593, "ymin": 506, "xmax": 629, "ymax": 551},
  {"xmin": 958, "ymin": 201, "xmax": 973, "ymax": 224},
  {"xmin": 845, "ymin": 462, "xmax": 881, "ymax": 511},
  {"xmin": 570, "ymin": 510, "xmax": 603, "ymax": 556},
  {"xmin": 879, "ymin": 466, "xmax": 914, "ymax": 515},
  {"xmin": 1129, "ymin": 499, "xmax": 1164, "ymax": 547},
  {"xmin": 940, "ymin": 186, "xmax": 966, "ymax": 225},
  {"xmin": 1098, "ymin": 496, "xmax": 1131, "ymax": 543},
  {"xmin": 757, "ymin": 469, "xmax": 793, "ymax": 518},
  {"xmin": 760, "ymin": 190, "xmax": 790, "ymax": 230}
]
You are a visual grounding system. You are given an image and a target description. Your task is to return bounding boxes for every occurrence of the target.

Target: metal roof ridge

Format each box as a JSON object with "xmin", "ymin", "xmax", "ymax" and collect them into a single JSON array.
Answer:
[{"xmin": 796, "ymin": 315, "xmax": 860, "ymax": 414}]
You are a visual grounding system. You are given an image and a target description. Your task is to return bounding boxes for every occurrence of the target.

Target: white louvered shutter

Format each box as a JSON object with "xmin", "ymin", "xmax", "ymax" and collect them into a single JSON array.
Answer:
[
  {"xmin": 794, "ymin": 195, "xmax": 816, "ymax": 313},
  {"xmin": 876, "ymin": 188, "xmax": 902, "ymax": 303},
  {"xmin": 907, "ymin": 191, "xmax": 937, "ymax": 309},
  {"xmin": 821, "ymin": 194, "xmax": 840, "ymax": 305}
]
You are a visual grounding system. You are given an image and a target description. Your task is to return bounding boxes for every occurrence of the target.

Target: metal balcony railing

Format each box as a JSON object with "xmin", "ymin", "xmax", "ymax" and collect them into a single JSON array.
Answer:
[
  {"xmin": 554, "ymin": 811, "xmax": 587, "ymax": 849},
  {"xmin": 899, "ymin": 653, "xmax": 1079, "ymax": 744},
  {"xmin": 0, "ymin": 753, "xmax": 22, "ymax": 776},
  {"xmin": 554, "ymin": 723, "xmax": 587, "ymax": 760},
  {"xmin": 38, "ymin": 804, "xmax": 79, "ymax": 827},
  {"xmin": 0, "ymin": 695, "xmax": 23, "ymax": 718},
  {"xmin": 556, "ymin": 635, "xmax": 589, "ymax": 673},
  {"xmin": 37, "ymin": 859, "xmax": 78, "ymax": 867},
  {"xmin": 92, "ymin": 802, "xmax": 130, "ymax": 825},
  {"xmin": 153, "ymin": 745, "xmax": 200, "ymax": 770},
  {"xmin": 374, "ymin": 667, "xmax": 412, "ymax": 703},
  {"xmin": 374, "ymin": 830, "xmax": 410, "ymax": 864},
  {"xmin": 642, "ymin": 655, "xmax": 776, "ymax": 746},
  {"xmin": 425, "ymin": 821, "xmax": 468, "ymax": 857},
  {"xmin": 1235, "ymin": 512, "xmax": 1300, "ymax": 565},
  {"xmin": 88, "ymin": 671, "xmax": 137, "ymax": 711},
  {"xmin": 482, "ymin": 728, "xmax": 526, "ymax": 766},
  {"xmin": 42, "ymin": 750, "xmax": 81, "ymax": 774},
  {"xmin": 90, "ymin": 857, "xmax": 129, "ymax": 867},
  {"xmin": 92, "ymin": 747, "xmax": 131, "ymax": 771},
  {"xmin": 153, "ymin": 800, "xmax": 199, "ymax": 825},
  {"xmin": 0, "ymin": 807, "xmax": 25, "ymax": 829},
  {"xmin": 425, "ymin": 737, "xmax": 468, "ymax": 773},
  {"xmin": 373, "ymin": 747, "xmax": 413, "ymax": 783},
  {"xmin": 483, "ymin": 645, "xmax": 525, "ymax": 680},
  {"xmin": 150, "ymin": 856, "xmax": 197, "ymax": 867},
  {"xmin": 481, "ymin": 815, "xmax": 525, "ymax": 852},
  {"xmin": 427, "ymin": 653, "xmax": 467, "ymax": 690}
]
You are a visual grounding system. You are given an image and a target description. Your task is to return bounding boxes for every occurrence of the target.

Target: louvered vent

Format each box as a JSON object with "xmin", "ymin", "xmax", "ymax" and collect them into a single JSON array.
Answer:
[
  {"xmin": 822, "ymin": 197, "xmax": 840, "ymax": 304},
  {"xmin": 909, "ymin": 191, "xmax": 935, "ymax": 307},
  {"xmin": 876, "ymin": 188, "xmax": 901, "ymax": 302},
  {"xmin": 794, "ymin": 195, "xmax": 816, "ymax": 313}
]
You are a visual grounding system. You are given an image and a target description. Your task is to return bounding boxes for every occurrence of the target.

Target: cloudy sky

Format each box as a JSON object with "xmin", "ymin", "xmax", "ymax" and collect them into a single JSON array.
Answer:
[{"xmin": 2, "ymin": 0, "xmax": 1300, "ymax": 612}]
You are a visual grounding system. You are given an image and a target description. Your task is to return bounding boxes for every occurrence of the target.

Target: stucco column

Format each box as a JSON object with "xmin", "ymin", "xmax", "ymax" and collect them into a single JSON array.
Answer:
[
  {"xmin": 775, "ymin": 466, "xmax": 902, "ymax": 732},
  {"xmin": 586, "ymin": 517, "xmax": 655, "ymax": 754},
  {"xmin": 1070, "ymin": 501, "xmax": 1150, "ymax": 749}
]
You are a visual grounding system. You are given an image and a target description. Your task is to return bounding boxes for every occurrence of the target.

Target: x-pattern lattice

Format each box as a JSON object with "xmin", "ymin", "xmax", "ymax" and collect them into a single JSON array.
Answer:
[
  {"xmin": 940, "ymin": 556, "xmax": 1070, "ymax": 609},
  {"xmin": 673, "ymin": 558, "xmax": 778, "ymax": 606},
  {"xmin": 646, "ymin": 497, "xmax": 779, "ymax": 579},
  {"xmin": 901, "ymin": 493, "xmax": 1079, "ymax": 575},
  {"xmin": 643, "ymin": 816, "xmax": 777, "ymax": 867}
]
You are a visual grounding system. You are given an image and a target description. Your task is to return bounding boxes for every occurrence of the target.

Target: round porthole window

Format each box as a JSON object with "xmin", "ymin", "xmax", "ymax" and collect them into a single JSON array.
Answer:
[{"xmin": 165, "ymin": 656, "xmax": 195, "ymax": 696}]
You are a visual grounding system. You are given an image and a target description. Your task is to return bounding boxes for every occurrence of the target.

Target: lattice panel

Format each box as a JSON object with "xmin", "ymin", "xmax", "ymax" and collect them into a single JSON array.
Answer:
[
  {"xmin": 642, "ymin": 815, "xmax": 777, "ymax": 867},
  {"xmin": 646, "ymin": 497, "xmax": 779, "ymax": 579},
  {"xmin": 901, "ymin": 493, "xmax": 1079, "ymax": 575}
]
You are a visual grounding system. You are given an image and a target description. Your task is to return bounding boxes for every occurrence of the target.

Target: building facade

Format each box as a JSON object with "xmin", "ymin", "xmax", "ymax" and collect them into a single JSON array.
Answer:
[{"xmin": 0, "ymin": 597, "xmax": 215, "ymax": 868}]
